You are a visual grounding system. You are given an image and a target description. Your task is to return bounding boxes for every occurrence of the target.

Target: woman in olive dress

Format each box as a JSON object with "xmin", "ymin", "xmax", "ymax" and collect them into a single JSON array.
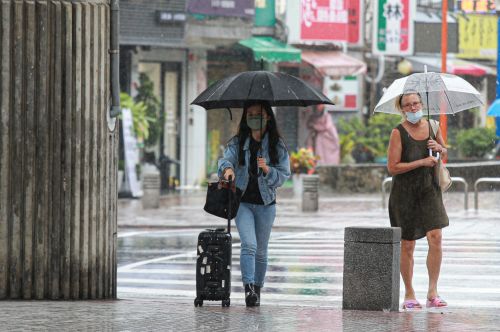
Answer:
[{"xmin": 387, "ymin": 92, "xmax": 449, "ymax": 310}]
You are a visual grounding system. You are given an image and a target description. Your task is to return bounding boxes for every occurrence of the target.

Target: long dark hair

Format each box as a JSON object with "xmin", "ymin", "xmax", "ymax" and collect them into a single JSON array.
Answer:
[{"xmin": 236, "ymin": 101, "xmax": 282, "ymax": 166}]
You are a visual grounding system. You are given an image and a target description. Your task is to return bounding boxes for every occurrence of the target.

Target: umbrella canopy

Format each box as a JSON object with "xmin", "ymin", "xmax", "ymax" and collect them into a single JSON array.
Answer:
[
  {"xmin": 487, "ymin": 99, "xmax": 500, "ymax": 117},
  {"xmin": 191, "ymin": 71, "xmax": 333, "ymax": 110},
  {"xmin": 374, "ymin": 72, "xmax": 483, "ymax": 115}
]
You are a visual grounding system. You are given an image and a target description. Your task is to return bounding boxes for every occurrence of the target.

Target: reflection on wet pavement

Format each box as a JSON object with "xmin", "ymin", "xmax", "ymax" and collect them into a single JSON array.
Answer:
[{"xmin": 117, "ymin": 223, "xmax": 500, "ymax": 308}]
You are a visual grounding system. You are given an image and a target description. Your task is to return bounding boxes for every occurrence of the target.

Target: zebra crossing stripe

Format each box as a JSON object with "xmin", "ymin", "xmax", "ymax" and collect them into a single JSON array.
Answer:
[{"xmin": 118, "ymin": 232, "xmax": 500, "ymax": 307}]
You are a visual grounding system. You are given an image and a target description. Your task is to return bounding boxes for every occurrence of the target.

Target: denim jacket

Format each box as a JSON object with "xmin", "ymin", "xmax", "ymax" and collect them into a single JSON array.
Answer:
[{"xmin": 218, "ymin": 134, "xmax": 291, "ymax": 205}]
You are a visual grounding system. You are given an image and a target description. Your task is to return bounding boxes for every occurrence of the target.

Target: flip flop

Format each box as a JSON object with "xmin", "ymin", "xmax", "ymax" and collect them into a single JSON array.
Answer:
[
  {"xmin": 402, "ymin": 299, "xmax": 422, "ymax": 310},
  {"xmin": 426, "ymin": 296, "xmax": 448, "ymax": 308}
]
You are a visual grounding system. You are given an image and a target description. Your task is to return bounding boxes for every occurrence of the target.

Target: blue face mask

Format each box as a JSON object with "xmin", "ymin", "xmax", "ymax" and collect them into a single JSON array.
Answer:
[
  {"xmin": 406, "ymin": 110, "xmax": 423, "ymax": 124},
  {"xmin": 247, "ymin": 115, "xmax": 267, "ymax": 130}
]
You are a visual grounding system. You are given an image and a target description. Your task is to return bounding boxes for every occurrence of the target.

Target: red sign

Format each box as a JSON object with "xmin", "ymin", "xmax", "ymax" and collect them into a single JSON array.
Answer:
[
  {"xmin": 299, "ymin": 0, "xmax": 361, "ymax": 44},
  {"xmin": 347, "ymin": 0, "xmax": 361, "ymax": 44}
]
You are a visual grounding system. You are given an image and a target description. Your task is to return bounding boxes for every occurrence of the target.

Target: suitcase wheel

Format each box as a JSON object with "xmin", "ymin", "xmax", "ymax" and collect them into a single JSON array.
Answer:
[
  {"xmin": 222, "ymin": 299, "xmax": 230, "ymax": 307},
  {"xmin": 194, "ymin": 298, "xmax": 203, "ymax": 307}
]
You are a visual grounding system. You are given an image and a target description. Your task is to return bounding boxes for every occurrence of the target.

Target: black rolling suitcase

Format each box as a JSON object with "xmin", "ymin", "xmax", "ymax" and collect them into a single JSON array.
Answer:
[{"xmin": 194, "ymin": 178, "xmax": 236, "ymax": 307}]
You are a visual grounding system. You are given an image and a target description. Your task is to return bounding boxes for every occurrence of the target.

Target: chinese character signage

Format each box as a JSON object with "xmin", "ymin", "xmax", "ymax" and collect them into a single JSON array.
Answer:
[
  {"xmin": 187, "ymin": 0, "xmax": 254, "ymax": 18},
  {"xmin": 456, "ymin": 0, "xmax": 495, "ymax": 13},
  {"xmin": 286, "ymin": 0, "xmax": 363, "ymax": 45},
  {"xmin": 458, "ymin": 14, "xmax": 497, "ymax": 60},
  {"xmin": 372, "ymin": 0, "xmax": 415, "ymax": 55}
]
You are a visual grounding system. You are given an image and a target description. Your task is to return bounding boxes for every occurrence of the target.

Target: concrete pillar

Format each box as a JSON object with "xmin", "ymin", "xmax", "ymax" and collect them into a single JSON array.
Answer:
[
  {"xmin": 302, "ymin": 175, "xmax": 319, "ymax": 212},
  {"xmin": 0, "ymin": 0, "xmax": 118, "ymax": 300},
  {"xmin": 142, "ymin": 167, "xmax": 161, "ymax": 209},
  {"xmin": 184, "ymin": 49, "xmax": 207, "ymax": 188},
  {"xmin": 342, "ymin": 227, "xmax": 401, "ymax": 311}
]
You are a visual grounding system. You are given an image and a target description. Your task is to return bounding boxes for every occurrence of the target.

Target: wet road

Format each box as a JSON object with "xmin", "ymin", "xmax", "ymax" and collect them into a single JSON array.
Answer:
[
  {"xmin": 118, "ymin": 229, "xmax": 348, "ymax": 306},
  {"xmin": 117, "ymin": 191, "xmax": 500, "ymax": 309}
]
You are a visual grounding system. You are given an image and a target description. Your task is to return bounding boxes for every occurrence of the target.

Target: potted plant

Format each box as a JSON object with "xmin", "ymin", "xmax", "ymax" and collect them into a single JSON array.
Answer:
[
  {"xmin": 289, "ymin": 148, "xmax": 320, "ymax": 197},
  {"xmin": 120, "ymin": 92, "xmax": 152, "ymax": 145}
]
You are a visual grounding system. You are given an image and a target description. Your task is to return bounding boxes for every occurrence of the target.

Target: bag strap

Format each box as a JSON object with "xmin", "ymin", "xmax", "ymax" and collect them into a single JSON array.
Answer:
[
  {"xmin": 227, "ymin": 176, "xmax": 232, "ymax": 234},
  {"xmin": 429, "ymin": 119, "xmax": 439, "ymax": 137}
]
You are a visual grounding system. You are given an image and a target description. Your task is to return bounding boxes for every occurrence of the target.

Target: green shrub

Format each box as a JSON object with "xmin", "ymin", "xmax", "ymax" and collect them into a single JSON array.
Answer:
[
  {"xmin": 456, "ymin": 127, "xmax": 497, "ymax": 158},
  {"xmin": 337, "ymin": 114, "xmax": 400, "ymax": 162}
]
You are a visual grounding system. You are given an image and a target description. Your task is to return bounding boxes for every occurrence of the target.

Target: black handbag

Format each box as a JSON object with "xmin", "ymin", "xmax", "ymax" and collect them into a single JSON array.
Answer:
[{"xmin": 203, "ymin": 177, "xmax": 242, "ymax": 220}]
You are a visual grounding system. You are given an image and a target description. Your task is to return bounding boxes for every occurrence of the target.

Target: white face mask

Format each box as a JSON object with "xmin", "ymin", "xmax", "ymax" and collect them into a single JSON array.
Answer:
[{"xmin": 406, "ymin": 110, "xmax": 423, "ymax": 124}]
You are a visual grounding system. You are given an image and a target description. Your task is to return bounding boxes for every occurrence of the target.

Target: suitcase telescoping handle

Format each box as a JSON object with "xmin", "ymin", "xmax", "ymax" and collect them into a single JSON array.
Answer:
[{"xmin": 227, "ymin": 175, "xmax": 232, "ymax": 234}]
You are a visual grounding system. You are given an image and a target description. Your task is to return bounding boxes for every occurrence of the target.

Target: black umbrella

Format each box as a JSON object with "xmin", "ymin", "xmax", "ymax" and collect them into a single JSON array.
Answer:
[
  {"xmin": 192, "ymin": 70, "xmax": 333, "ymax": 176},
  {"xmin": 191, "ymin": 71, "xmax": 333, "ymax": 110}
]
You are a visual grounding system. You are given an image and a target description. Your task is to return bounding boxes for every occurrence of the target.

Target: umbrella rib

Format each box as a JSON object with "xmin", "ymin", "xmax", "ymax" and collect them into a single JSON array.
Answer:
[
  {"xmin": 442, "ymin": 90, "xmax": 455, "ymax": 115},
  {"xmin": 291, "ymin": 75, "xmax": 329, "ymax": 106},
  {"xmin": 245, "ymin": 73, "xmax": 259, "ymax": 102},
  {"xmin": 204, "ymin": 73, "xmax": 240, "ymax": 107},
  {"xmin": 264, "ymin": 73, "xmax": 275, "ymax": 104}
]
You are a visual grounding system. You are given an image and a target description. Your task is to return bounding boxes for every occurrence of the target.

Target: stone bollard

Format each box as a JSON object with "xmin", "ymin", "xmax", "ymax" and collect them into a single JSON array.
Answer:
[
  {"xmin": 302, "ymin": 175, "xmax": 319, "ymax": 212},
  {"xmin": 142, "ymin": 171, "xmax": 161, "ymax": 209},
  {"xmin": 342, "ymin": 227, "xmax": 401, "ymax": 311}
]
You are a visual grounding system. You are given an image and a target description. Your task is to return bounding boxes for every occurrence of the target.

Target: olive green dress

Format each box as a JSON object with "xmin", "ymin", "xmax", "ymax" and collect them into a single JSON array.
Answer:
[{"xmin": 389, "ymin": 123, "xmax": 449, "ymax": 240}]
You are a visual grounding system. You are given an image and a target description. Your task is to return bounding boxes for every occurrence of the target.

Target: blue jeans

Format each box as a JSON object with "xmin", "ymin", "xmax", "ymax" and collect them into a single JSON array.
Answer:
[{"xmin": 235, "ymin": 202, "xmax": 276, "ymax": 287}]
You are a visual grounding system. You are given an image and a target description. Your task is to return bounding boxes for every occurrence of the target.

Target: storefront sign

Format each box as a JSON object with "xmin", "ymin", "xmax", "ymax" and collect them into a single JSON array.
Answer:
[
  {"xmin": 372, "ymin": 0, "xmax": 415, "ymax": 55},
  {"xmin": 156, "ymin": 11, "xmax": 187, "ymax": 24},
  {"xmin": 456, "ymin": 0, "xmax": 495, "ymax": 13},
  {"xmin": 458, "ymin": 14, "xmax": 497, "ymax": 60},
  {"xmin": 286, "ymin": 0, "xmax": 362, "ymax": 45},
  {"xmin": 323, "ymin": 76, "xmax": 359, "ymax": 111},
  {"xmin": 187, "ymin": 0, "xmax": 254, "ymax": 18}
]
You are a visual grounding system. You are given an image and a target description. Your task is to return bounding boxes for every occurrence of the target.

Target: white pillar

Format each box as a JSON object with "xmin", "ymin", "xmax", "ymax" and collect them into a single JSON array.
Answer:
[{"xmin": 182, "ymin": 49, "xmax": 208, "ymax": 188}]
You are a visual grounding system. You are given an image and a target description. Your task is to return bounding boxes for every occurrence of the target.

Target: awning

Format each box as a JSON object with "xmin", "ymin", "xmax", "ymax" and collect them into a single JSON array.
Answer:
[
  {"xmin": 406, "ymin": 56, "xmax": 495, "ymax": 77},
  {"xmin": 238, "ymin": 36, "xmax": 301, "ymax": 63},
  {"xmin": 301, "ymin": 51, "xmax": 367, "ymax": 77}
]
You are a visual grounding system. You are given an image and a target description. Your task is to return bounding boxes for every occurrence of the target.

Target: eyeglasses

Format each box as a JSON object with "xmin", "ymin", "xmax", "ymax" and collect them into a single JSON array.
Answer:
[{"xmin": 402, "ymin": 101, "xmax": 421, "ymax": 109}]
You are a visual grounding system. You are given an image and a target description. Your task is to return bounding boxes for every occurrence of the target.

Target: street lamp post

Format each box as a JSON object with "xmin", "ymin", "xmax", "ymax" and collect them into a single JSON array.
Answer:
[
  {"xmin": 440, "ymin": 0, "xmax": 448, "ymax": 150},
  {"xmin": 487, "ymin": 1, "xmax": 500, "ymax": 139}
]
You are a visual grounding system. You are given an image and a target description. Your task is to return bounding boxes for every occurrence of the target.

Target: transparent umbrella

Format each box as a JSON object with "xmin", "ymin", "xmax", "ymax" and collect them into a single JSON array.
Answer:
[
  {"xmin": 374, "ymin": 69, "xmax": 483, "ymax": 116},
  {"xmin": 374, "ymin": 67, "xmax": 484, "ymax": 159}
]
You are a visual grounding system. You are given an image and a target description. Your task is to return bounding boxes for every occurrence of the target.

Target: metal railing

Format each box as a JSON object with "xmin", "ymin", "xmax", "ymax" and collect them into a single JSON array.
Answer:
[
  {"xmin": 381, "ymin": 176, "xmax": 468, "ymax": 210},
  {"xmin": 450, "ymin": 177, "xmax": 468, "ymax": 210},
  {"xmin": 381, "ymin": 177, "xmax": 393, "ymax": 209},
  {"xmin": 474, "ymin": 177, "xmax": 500, "ymax": 210}
]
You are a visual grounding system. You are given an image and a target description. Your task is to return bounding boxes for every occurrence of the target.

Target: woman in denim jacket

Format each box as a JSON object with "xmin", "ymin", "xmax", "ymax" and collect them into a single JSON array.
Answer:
[{"xmin": 218, "ymin": 101, "xmax": 290, "ymax": 307}]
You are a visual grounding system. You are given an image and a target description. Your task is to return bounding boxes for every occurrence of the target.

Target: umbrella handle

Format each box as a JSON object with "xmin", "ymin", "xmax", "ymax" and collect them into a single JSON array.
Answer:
[{"xmin": 429, "ymin": 149, "xmax": 440, "ymax": 160}]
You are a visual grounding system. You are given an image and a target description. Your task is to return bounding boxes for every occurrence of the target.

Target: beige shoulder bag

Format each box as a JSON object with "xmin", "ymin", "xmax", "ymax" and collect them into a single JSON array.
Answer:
[{"xmin": 430, "ymin": 120, "xmax": 452, "ymax": 192}]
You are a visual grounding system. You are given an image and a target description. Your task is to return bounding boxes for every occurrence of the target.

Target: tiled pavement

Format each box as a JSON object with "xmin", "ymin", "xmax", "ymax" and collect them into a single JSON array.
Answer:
[{"xmin": 2, "ymin": 298, "xmax": 500, "ymax": 331}]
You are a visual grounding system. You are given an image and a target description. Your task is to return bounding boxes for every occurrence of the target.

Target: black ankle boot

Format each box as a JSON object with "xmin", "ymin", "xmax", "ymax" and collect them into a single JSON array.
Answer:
[
  {"xmin": 245, "ymin": 284, "xmax": 259, "ymax": 307},
  {"xmin": 254, "ymin": 285, "xmax": 261, "ymax": 306}
]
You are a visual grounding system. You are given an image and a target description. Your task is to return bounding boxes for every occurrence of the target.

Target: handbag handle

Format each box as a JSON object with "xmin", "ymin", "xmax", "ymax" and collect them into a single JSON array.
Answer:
[
  {"xmin": 429, "ymin": 120, "xmax": 441, "ymax": 160},
  {"xmin": 227, "ymin": 175, "xmax": 233, "ymax": 234}
]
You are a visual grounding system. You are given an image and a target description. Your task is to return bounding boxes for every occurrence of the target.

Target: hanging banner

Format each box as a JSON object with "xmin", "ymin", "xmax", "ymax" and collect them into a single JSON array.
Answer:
[
  {"xmin": 455, "ymin": 0, "xmax": 495, "ymax": 13},
  {"xmin": 457, "ymin": 14, "xmax": 497, "ymax": 60},
  {"xmin": 122, "ymin": 108, "xmax": 142, "ymax": 198},
  {"xmin": 372, "ymin": 0, "xmax": 415, "ymax": 55},
  {"xmin": 286, "ymin": 0, "xmax": 362, "ymax": 45}
]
